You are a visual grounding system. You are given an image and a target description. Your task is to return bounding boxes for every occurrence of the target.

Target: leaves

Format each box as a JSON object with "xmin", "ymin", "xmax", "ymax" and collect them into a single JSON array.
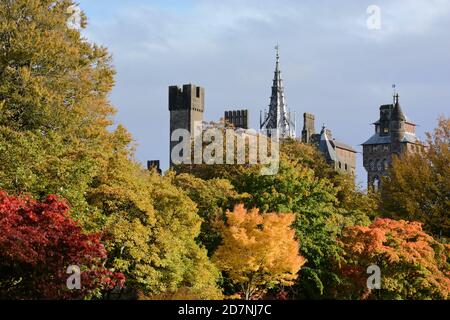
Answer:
[
  {"xmin": 0, "ymin": 1, "xmax": 222, "ymax": 300},
  {"xmin": 213, "ymin": 205, "xmax": 305, "ymax": 300},
  {"xmin": 0, "ymin": 191, "xmax": 124, "ymax": 299},
  {"xmin": 338, "ymin": 218, "xmax": 450, "ymax": 300},
  {"xmin": 381, "ymin": 116, "xmax": 450, "ymax": 238}
]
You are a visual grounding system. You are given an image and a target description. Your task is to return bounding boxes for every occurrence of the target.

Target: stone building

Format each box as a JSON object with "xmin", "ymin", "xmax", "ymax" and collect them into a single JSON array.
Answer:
[
  {"xmin": 301, "ymin": 112, "xmax": 357, "ymax": 175},
  {"xmin": 224, "ymin": 109, "xmax": 249, "ymax": 129},
  {"xmin": 362, "ymin": 94, "xmax": 420, "ymax": 190},
  {"xmin": 168, "ymin": 84, "xmax": 205, "ymax": 165}
]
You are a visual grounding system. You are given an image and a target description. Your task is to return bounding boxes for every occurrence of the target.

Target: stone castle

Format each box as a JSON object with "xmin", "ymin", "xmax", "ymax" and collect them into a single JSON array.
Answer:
[{"xmin": 156, "ymin": 48, "xmax": 419, "ymax": 189}]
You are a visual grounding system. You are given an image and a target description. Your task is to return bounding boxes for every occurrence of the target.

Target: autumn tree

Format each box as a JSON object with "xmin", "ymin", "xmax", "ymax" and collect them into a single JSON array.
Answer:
[
  {"xmin": 0, "ymin": 191, "xmax": 124, "ymax": 300},
  {"xmin": 337, "ymin": 218, "xmax": 450, "ymax": 300},
  {"xmin": 176, "ymin": 137, "xmax": 372, "ymax": 299},
  {"xmin": 0, "ymin": 1, "xmax": 223, "ymax": 300},
  {"xmin": 213, "ymin": 205, "xmax": 305, "ymax": 300},
  {"xmin": 281, "ymin": 139, "xmax": 379, "ymax": 219},
  {"xmin": 86, "ymin": 130, "xmax": 222, "ymax": 300},
  {"xmin": 171, "ymin": 173, "xmax": 242, "ymax": 254},
  {"xmin": 381, "ymin": 117, "xmax": 450, "ymax": 238},
  {"xmin": 0, "ymin": 0, "xmax": 117, "ymax": 227},
  {"xmin": 228, "ymin": 159, "xmax": 371, "ymax": 299},
  {"xmin": 0, "ymin": 0, "xmax": 114, "ymax": 136}
]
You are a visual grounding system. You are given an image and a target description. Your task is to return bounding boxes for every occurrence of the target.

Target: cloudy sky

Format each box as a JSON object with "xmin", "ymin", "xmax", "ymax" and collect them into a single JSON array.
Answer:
[{"xmin": 78, "ymin": 0, "xmax": 450, "ymax": 186}]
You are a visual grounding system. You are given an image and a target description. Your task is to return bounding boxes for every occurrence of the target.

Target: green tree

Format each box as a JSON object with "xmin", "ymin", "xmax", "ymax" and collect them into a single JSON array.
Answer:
[
  {"xmin": 381, "ymin": 117, "xmax": 450, "ymax": 238},
  {"xmin": 175, "ymin": 138, "xmax": 372, "ymax": 299},
  {"xmin": 0, "ymin": 0, "xmax": 114, "ymax": 136},
  {"xmin": 171, "ymin": 173, "xmax": 242, "ymax": 255}
]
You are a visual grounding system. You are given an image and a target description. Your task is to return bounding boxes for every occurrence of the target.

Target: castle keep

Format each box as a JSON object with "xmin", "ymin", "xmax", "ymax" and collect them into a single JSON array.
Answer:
[{"xmin": 362, "ymin": 94, "xmax": 420, "ymax": 190}]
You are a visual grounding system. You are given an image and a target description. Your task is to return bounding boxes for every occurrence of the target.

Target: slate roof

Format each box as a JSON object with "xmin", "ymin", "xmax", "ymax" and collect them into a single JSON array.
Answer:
[
  {"xmin": 331, "ymin": 140, "xmax": 357, "ymax": 153},
  {"xmin": 362, "ymin": 132, "xmax": 418, "ymax": 145},
  {"xmin": 319, "ymin": 129, "xmax": 337, "ymax": 162}
]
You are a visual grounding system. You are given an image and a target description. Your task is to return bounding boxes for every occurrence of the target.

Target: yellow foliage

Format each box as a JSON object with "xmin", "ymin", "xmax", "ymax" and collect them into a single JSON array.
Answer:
[{"xmin": 213, "ymin": 205, "xmax": 305, "ymax": 300}]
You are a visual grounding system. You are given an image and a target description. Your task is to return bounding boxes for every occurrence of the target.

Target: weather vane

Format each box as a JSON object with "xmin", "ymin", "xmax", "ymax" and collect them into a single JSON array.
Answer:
[{"xmin": 392, "ymin": 84, "xmax": 398, "ymax": 103}]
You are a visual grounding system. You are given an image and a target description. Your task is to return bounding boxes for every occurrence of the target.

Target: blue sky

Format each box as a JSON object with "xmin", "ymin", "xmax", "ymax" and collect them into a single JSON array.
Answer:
[{"xmin": 77, "ymin": 0, "xmax": 450, "ymax": 186}]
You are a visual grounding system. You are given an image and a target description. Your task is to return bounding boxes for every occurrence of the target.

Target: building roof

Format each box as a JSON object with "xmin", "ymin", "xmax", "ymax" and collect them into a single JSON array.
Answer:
[
  {"xmin": 319, "ymin": 128, "xmax": 337, "ymax": 162},
  {"xmin": 372, "ymin": 100, "xmax": 416, "ymax": 126},
  {"xmin": 362, "ymin": 132, "xmax": 418, "ymax": 145},
  {"xmin": 331, "ymin": 140, "xmax": 357, "ymax": 153}
]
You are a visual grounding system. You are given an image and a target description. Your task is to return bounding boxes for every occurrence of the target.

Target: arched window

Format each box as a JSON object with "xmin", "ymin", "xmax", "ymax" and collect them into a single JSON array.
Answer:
[{"xmin": 369, "ymin": 160, "xmax": 375, "ymax": 171}]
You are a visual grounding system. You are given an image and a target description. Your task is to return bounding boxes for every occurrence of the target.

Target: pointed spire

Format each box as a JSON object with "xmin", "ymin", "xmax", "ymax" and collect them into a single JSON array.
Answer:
[{"xmin": 260, "ymin": 45, "xmax": 296, "ymax": 139}]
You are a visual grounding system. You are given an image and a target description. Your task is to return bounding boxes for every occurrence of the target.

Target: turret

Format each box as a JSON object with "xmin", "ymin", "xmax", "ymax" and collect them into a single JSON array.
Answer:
[{"xmin": 390, "ymin": 94, "xmax": 406, "ymax": 145}]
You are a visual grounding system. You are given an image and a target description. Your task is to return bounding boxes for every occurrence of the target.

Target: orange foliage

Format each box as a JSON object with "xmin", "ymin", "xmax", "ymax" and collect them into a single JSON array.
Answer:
[
  {"xmin": 213, "ymin": 205, "xmax": 305, "ymax": 300},
  {"xmin": 339, "ymin": 218, "xmax": 450, "ymax": 300}
]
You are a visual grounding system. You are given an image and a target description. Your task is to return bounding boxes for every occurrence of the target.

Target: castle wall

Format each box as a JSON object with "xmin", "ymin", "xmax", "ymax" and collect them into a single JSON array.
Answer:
[{"xmin": 336, "ymin": 147, "xmax": 356, "ymax": 175}]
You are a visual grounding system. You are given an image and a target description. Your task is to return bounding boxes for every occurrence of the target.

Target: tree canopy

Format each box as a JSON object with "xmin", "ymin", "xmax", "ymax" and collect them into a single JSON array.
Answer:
[
  {"xmin": 381, "ymin": 117, "xmax": 450, "ymax": 238},
  {"xmin": 0, "ymin": 191, "xmax": 124, "ymax": 299},
  {"xmin": 213, "ymin": 205, "xmax": 305, "ymax": 300},
  {"xmin": 338, "ymin": 218, "xmax": 450, "ymax": 300}
]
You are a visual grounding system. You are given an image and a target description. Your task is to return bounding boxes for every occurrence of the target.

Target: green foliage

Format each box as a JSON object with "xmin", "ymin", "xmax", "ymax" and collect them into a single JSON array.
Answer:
[
  {"xmin": 171, "ymin": 173, "xmax": 242, "ymax": 255},
  {"xmin": 1, "ymin": 0, "xmax": 447, "ymax": 302},
  {"xmin": 180, "ymin": 139, "xmax": 373, "ymax": 299},
  {"xmin": 381, "ymin": 117, "xmax": 450, "ymax": 238}
]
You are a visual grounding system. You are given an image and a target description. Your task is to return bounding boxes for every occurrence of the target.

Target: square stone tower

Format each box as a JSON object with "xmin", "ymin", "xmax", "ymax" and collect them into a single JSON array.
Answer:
[
  {"xmin": 168, "ymin": 84, "xmax": 205, "ymax": 166},
  {"xmin": 362, "ymin": 94, "xmax": 419, "ymax": 190}
]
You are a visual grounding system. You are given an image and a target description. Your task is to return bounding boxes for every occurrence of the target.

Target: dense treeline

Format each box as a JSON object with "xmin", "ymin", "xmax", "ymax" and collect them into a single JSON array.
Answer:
[{"xmin": 0, "ymin": 1, "xmax": 448, "ymax": 300}]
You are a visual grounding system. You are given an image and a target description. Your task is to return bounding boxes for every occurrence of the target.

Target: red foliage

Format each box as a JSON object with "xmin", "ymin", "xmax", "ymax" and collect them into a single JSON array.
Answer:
[{"xmin": 0, "ymin": 191, "xmax": 124, "ymax": 299}]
